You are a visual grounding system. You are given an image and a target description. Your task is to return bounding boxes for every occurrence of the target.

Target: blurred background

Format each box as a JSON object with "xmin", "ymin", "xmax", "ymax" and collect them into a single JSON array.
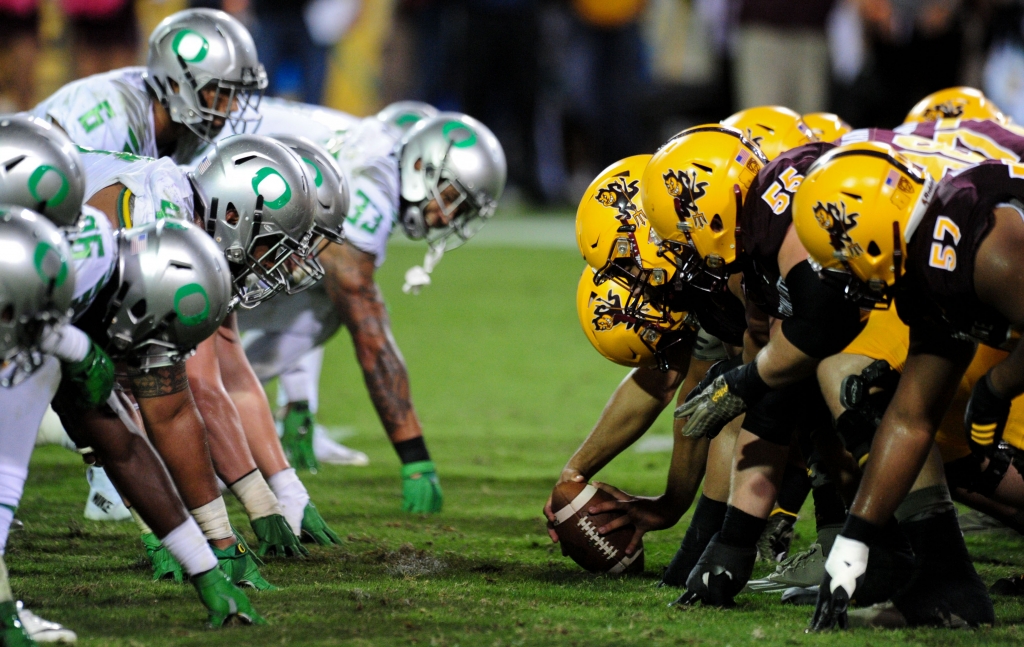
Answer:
[{"xmin": 4, "ymin": 0, "xmax": 1024, "ymax": 207}]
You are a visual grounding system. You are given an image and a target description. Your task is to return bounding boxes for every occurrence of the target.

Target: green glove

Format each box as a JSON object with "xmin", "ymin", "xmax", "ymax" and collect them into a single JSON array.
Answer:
[
  {"xmin": 55, "ymin": 341, "xmax": 115, "ymax": 411},
  {"xmin": 401, "ymin": 460, "xmax": 443, "ymax": 514},
  {"xmin": 282, "ymin": 402, "xmax": 318, "ymax": 472},
  {"xmin": 192, "ymin": 568, "xmax": 266, "ymax": 628},
  {"xmin": 140, "ymin": 532, "xmax": 184, "ymax": 583},
  {"xmin": 0, "ymin": 601, "xmax": 35, "ymax": 647},
  {"xmin": 250, "ymin": 514, "xmax": 308, "ymax": 558},
  {"xmin": 213, "ymin": 536, "xmax": 277, "ymax": 591},
  {"xmin": 301, "ymin": 502, "xmax": 342, "ymax": 546}
]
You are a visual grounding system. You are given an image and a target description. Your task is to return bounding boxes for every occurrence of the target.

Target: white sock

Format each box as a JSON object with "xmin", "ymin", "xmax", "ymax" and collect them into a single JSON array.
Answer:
[
  {"xmin": 0, "ymin": 506, "xmax": 13, "ymax": 556},
  {"xmin": 129, "ymin": 507, "xmax": 153, "ymax": 536},
  {"xmin": 267, "ymin": 468, "xmax": 309, "ymax": 535},
  {"xmin": 161, "ymin": 518, "xmax": 218, "ymax": 576},
  {"xmin": 189, "ymin": 497, "xmax": 234, "ymax": 542},
  {"xmin": 229, "ymin": 470, "xmax": 283, "ymax": 521}
]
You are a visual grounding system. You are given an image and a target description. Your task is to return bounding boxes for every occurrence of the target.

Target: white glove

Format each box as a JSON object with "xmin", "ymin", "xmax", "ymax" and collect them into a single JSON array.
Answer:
[
  {"xmin": 824, "ymin": 535, "xmax": 869, "ymax": 597},
  {"xmin": 39, "ymin": 324, "xmax": 90, "ymax": 364},
  {"xmin": 402, "ymin": 246, "xmax": 445, "ymax": 295}
]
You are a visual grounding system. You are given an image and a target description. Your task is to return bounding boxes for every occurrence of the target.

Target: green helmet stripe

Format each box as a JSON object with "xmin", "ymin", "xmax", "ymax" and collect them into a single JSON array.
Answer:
[
  {"xmin": 442, "ymin": 121, "xmax": 477, "ymax": 148},
  {"xmin": 396, "ymin": 114, "xmax": 421, "ymax": 126},
  {"xmin": 174, "ymin": 283, "xmax": 210, "ymax": 327},
  {"xmin": 251, "ymin": 167, "xmax": 292, "ymax": 210},
  {"xmin": 27, "ymin": 165, "xmax": 70, "ymax": 210},
  {"xmin": 33, "ymin": 242, "xmax": 68, "ymax": 288}
]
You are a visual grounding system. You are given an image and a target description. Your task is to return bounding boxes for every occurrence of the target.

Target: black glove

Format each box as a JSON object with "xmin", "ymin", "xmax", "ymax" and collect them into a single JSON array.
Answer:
[
  {"xmin": 965, "ymin": 373, "xmax": 1012, "ymax": 459},
  {"xmin": 673, "ymin": 535, "xmax": 756, "ymax": 608}
]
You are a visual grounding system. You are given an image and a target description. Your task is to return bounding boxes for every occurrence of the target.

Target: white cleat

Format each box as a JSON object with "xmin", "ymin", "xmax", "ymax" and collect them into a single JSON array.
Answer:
[
  {"xmin": 83, "ymin": 466, "xmax": 131, "ymax": 521},
  {"xmin": 314, "ymin": 426, "xmax": 369, "ymax": 466},
  {"xmin": 17, "ymin": 602, "xmax": 77, "ymax": 644}
]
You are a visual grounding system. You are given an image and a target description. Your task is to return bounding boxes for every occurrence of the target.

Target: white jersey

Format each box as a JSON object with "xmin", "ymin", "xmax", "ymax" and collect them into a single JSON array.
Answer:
[
  {"xmin": 32, "ymin": 68, "xmax": 157, "ymax": 159},
  {"xmin": 68, "ymin": 205, "xmax": 118, "ymax": 320},
  {"xmin": 79, "ymin": 148, "xmax": 195, "ymax": 229}
]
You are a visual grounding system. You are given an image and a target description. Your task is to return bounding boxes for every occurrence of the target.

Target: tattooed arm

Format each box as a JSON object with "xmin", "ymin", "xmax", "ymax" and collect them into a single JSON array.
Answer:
[
  {"xmin": 127, "ymin": 360, "xmax": 223, "ymax": 509},
  {"xmin": 318, "ymin": 241, "xmax": 422, "ymax": 443}
]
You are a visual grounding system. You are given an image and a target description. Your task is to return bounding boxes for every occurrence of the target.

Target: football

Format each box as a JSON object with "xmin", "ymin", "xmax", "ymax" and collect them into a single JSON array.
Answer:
[{"xmin": 550, "ymin": 480, "xmax": 644, "ymax": 574}]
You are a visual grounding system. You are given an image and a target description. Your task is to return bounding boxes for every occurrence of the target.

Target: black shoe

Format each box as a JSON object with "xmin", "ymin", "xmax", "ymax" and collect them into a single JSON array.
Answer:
[{"xmin": 990, "ymin": 574, "xmax": 1024, "ymax": 596}]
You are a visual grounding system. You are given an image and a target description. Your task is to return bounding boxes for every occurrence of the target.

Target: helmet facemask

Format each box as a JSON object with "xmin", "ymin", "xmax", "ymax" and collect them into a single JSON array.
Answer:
[{"xmin": 402, "ymin": 164, "xmax": 495, "ymax": 253}]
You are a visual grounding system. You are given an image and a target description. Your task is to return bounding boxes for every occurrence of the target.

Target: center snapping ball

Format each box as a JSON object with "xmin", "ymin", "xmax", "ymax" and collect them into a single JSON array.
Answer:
[{"xmin": 550, "ymin": 481, "xmax": 644, "ymax": 574}]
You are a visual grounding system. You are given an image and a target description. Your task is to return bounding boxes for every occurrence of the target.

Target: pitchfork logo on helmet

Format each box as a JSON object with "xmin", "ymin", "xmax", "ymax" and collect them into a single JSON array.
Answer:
[
  {"xmin": 662, "ymin": 169, "xmax": 708, "ymax": 230},
  {"xmin": 922, "ymin": 101, "xmax": 966, "ymax": 121},
  {"xmin": 813, "ymin": 201, "xmax": 862, "ymax": 258}
]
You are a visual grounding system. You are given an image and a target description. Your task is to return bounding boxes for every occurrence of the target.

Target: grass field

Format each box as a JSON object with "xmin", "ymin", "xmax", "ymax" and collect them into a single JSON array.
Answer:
[{"xmin": 10, "ymin": 240, "xmax": 1024, "ymax": 646}]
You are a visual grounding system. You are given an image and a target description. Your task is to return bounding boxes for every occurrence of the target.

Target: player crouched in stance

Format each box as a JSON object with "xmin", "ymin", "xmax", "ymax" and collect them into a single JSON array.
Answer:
[
  {"xmin": 0, "ymin": 117, "xmax": 264, "ymax": 637},
  {"xmin": 235, "ymin": 108, "xmax": 507, "ymax": 513},
  {"xmin": 793, "ymin": 143, "xmax": 1024, "ymax": 629}
]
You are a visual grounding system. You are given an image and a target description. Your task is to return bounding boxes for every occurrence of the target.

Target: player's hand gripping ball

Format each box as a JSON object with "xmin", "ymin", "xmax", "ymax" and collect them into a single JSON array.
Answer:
[{"xmin": 549, "ymin": 481, "xmax": 644, "ymax": 574}]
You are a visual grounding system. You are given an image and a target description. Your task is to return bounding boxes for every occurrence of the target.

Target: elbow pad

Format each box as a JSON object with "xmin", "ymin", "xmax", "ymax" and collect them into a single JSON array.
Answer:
[{"xmin": 780, "ymin": 262, "xmax": 866, "ymax": 359}]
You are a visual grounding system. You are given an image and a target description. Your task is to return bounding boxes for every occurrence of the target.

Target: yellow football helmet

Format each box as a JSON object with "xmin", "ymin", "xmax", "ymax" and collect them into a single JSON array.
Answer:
[
  {"xmin": 641, "ymin": 124, "xmax": 767, "ymax": 292},
  {"xmin": 721, "ymin": 106, "xmax": 816, "ymax": 161},
  {"xmin": 576, "ymin": 266, "xmax": 693, "ymax": 369},
  {"xmin": 576, "ymin": 155, "xmax": 675, "ymax": 288},
  {"xmin": 904, "ymin": 87, "xmax": 1007, "ymax": 124},
  {"xmin": 792, "ymin": 141, "xmax": 932, "ymax": 308},
  {"xmin": 802, "ymin": 112, "xmax": 853, "ymax": 143}
]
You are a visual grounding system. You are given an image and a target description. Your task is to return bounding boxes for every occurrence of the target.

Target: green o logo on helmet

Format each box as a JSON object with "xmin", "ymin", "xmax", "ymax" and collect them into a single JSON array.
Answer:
[
  {"xmin": 33, "ymin": 242, "xmax": 68, "ymax": 288},
  {"xmin": 302, "ymin": 157, "xmax": 323, "ymax": 188},
  {"xmin": 442, "ymin": 121, "xmax": 477, "ymax": 149},
  {"xmin": 27, "ymin": 165, "xmax": 70, "ymax": 210},
  {"xmin": 251, "ymin": 167, "xmax": 292, "ymax": 210},
  {"xmin": 172, "ymin": 29, "xmax": 209, "ymax": 63},
  {"xmin": 174, "ymin": 283, "xmax": 210, "ymax": 327}
]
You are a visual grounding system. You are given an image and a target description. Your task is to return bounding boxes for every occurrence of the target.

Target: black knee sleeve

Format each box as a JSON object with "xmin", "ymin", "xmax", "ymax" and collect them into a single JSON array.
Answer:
[
  {"xmin": 944, "ymin": 453, "xmax": 1010, "ymax": 496},
  {"xmin": 834, "ymin": 409, "xmax": 875, "ymax": 465}
]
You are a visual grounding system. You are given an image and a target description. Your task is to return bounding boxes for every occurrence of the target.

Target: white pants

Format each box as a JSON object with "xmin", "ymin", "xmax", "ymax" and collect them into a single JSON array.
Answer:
[
  {"xmin": 242, "ymin": 330, "xmax": 326, "ymax": 414},
  {"xmin": 0, "ymin": 358, "xmax": 61, "ymax": 552}
]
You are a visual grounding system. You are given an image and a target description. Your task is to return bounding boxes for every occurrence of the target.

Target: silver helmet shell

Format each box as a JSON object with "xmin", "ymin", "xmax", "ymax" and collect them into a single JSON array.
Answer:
[
  {"xmin": 106, "ymin": 219, "xmax": 231, "ymax": 370},
  {"xmin": 271, "ymin": 134, "xmax": 348, "ymax": 294},
  {"xmin": 144, "ymin": 8, "xmax": 267, "ymax": 142},
  {"xmin": 398, "ymin": 113, "xmax": 506, "ymax": 251},
  {"xmin": 377, "ymin": 101, "xmax": 439, "ymax": 134},
  {"xmin": 0, "ymin": 115, "xmax": 84, "ymax": 228},
  {"xmin": 0, "ymin": 205, "xmax": 75, "ymax": 386},
  {"xmin": 189, "ymin": 134, "xmax": 317, "ymax": 308}
]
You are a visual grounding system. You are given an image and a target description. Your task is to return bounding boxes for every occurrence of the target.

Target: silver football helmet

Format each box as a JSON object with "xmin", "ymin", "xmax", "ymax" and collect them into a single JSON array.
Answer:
[
  {"xmin": 398, "ymin": 113, "xmax": 506, "ymax": 251},
  {"xmin": 377, "ymin": 101, "xmax": 439, "ymax": 134},
  {"xmin": 0, "ymin": 115, "xmax": 84, "ymax": 228},
  {"xmin": 105, "ymin": 219, "xmax": 231, "ymax": 370},
  {"xmin": 271, "ymin": 134, "xmax": 348, "ymax": 294},
  {"xmin": 0, "ymin": 205, "xmax": 75, "ymax": 387},
  {"xmin": 189, "ymin": 134, "xmax": 316, "ymax": 308},
  {"xmin": 145, "ymin": 8, "xmax": 267, "ymax": 143}
]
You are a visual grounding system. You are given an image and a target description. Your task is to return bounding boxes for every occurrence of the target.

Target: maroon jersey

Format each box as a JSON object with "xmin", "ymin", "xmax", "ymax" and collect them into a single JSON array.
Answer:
[
  {"xmin": 738, "ymin": 142, "xmax": 835, "ymax": 318},
  {"xmin": 896, "ymin": 160, "xmax": 1024, "ymax": 347},
  {"xmin": 896, "ymin": 119, "xmax": 1024, "ymax": 163}
]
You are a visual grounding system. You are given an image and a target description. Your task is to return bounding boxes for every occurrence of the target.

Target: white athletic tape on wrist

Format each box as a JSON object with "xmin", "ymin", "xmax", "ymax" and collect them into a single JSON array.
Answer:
[
  {"xmin": 552, "ymin": 484, "xmax": 598, "ymax": 525},
  {"xmin": 267, "ymin": 467, "xmax": 308, "ymax": 535},
  {"xmin": 189, "ymin": 497, "xmax": 233, "ymax": 542},
  {"xmin": 229, "ymin": 470, "xmax": 283, "ymax": 521},
  {"xmin": 129, "ymin": 507, "xmax": 153, "ymax": 536},
  {"xmin": 161, "ymin": 518, "xmax": 218, "ymax": 576},
  {"xmin": 40, "ymin": 325, "xmax": 90, "ymax": 364}
]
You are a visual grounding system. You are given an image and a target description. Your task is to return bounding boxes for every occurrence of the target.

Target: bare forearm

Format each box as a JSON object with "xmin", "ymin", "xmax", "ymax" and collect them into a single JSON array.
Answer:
[
  {"xmin": 850, "ymin": 412, "xmax": 935, "ymax": 524},
  {"xmin": 354, "ymin": 328, "xmax": 421, "ymax": 442}
]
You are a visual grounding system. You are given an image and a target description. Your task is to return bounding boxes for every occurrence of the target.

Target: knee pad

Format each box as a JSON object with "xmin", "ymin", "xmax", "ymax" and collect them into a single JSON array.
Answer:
[{"xmin": 944, "ymin": 452, "xmax": 1010, "ymax": 497}]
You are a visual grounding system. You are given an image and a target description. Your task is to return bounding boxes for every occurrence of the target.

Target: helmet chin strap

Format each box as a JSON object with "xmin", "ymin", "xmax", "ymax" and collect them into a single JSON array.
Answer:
[{"xmin": 402, "ymin": 244, "xmax": 445, "ymax": 295}]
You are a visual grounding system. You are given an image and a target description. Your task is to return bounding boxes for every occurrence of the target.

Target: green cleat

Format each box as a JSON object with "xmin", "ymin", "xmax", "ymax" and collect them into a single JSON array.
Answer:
[
  {"xmin": 282, "ymin": 402, "xmax": 318, "ymax": 472},
  {"xmin": 141, "ymin": 532, "xmax": 185, "ymax": 583},
  {"xmin": 251, "ymin": 514, "xmax": 307, "ymax": 558},
  {"xmin": 0, "ymin": 601, "xmax": 35, "ymax": 647},
  {"xmin": 214, "ymin": 538, "xmax": 278, "ymax": 591},
  {"xmin": 300, "ymin": 502, "xmax": 342, "ymax": 546},
  {"xmin": 192, "ymin": 568, "xmax": 266, "ymax": 628},
  {"xmin": 401, "ymin": 461, "xmax": 443, "ymax": 513}
]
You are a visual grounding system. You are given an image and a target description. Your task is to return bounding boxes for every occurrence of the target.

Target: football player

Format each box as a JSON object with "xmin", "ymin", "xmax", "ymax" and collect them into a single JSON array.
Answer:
[
  {"xmin": 0, "ymin": 117, "xmax": 263, "ymax": 631},
  {"xmin": 225, "ymin": 109, "xmax": 506, "ymax": 513},
  {"xmin": 793, "ymin": 142, "xmax": 1024, "ymax": 629}
]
